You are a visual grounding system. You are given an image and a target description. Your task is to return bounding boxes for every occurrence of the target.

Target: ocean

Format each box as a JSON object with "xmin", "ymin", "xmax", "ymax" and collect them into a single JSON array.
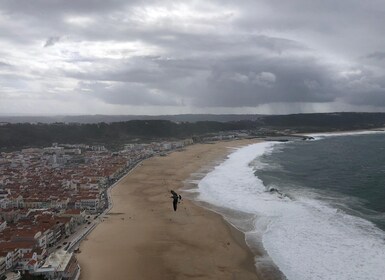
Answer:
[{"xmin": 187, "ymin": 132, "xmax": 385, "ymax": 280}]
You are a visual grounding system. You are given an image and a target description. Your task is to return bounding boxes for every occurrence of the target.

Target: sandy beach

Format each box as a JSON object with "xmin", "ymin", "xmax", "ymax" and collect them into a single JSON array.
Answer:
[{"xmin": 77, "ymin": 139, "xmax": 265, "ymax": 280}]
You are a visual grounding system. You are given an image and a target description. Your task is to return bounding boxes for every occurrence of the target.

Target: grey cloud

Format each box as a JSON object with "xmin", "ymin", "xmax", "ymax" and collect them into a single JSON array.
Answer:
[
  {"xmin": 44, "ymin": 36, "xmax": 61, "ymax": 47},
  {"xmin": 366, "ymin": 52, "xmax": 385, "ymax": 60},
  {"xmin": 1, "ymin": 0, "xmax": 311, "ymax": 54},
  {"xmin": 0, "ymin": 1, "xmax": 131, "ymax": 45},
  {"xmin": 332, "ymin": 66, "xmax": 385, "ymax": 107},
  {"xmin": 0, "ymin": 0, "xmax": 128, "ymax": 16},
  {"xmin": 345, "ymin": 89, "xmax": 385, "ymax": 107},
  {"xmin": 79, "ymin": 81, "xmax": 179, "ymax": 106},
  {"xmin": 0, "ymin": 61, "xmax": 11, "ymax": 67},
  {"xmin": 147, "ymin": 33, "xmax": 307, "ymax": 55},
  {"xmin": 194, "ymin": 56, "xmax": 337, "ymax": 107},
  {"xmin": 63, "ymin": 51, "xmax": 385, "ymax": 109},
  {"xmin": 248, "ymin": 35, "xmax": 307, "ymax": 53},
  {"xmin": 232, "ymin": 0, "xmax": 385, "ymax": 59},
  {"xmin": 1, "ymin": 0, "xmax": 385, "ymax": 114},
  {"xmin": 63, "ymin": 56, "xmax": 209, "ymax": 86}
]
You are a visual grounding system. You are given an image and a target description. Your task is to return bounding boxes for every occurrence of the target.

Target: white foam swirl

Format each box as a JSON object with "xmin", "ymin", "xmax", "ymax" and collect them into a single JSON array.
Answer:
[{"xmin": 196, "ymin": 142, "xmax": 385, "ymax": 280}]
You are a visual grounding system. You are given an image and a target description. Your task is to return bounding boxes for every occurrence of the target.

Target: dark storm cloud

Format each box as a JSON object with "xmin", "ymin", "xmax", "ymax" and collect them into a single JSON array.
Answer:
[
  {"xmin": 65, "ymin": 54, "xmax": 342, "ymax": 107},
  {"xmin": 193, "ymin": 56, "xmax": 338, "ymax": 107},
  {"xmin": 60, "ymin": 51, "xmax": 385, "ymax": 109},
  {"xmin": 1, "ymin": 0, "xmax": 385, "ymax": 114}
]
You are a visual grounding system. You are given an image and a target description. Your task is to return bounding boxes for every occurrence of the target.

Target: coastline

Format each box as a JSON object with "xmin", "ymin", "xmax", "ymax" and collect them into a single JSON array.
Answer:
[{"xmin": 77, "ymin": 139, "xmax": 265, "ymax": 280}]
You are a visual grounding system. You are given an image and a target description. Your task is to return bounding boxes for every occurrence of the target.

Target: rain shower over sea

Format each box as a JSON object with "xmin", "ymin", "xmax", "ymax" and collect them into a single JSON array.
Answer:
[{"xmin": 191, "ymin": 132, "xmax": 385, "ymax": 280}]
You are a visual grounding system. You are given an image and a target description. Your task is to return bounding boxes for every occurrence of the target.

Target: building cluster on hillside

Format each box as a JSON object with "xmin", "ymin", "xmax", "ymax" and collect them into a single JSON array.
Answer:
[{"xmin": 0, "ymin": 139, "xmax": 192, "ymax": 279}]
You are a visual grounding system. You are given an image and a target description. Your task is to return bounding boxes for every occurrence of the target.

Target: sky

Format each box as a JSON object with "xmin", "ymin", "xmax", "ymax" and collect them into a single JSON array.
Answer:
[{"xmin": 1, "ymin": 0, "xmax": 385, "ymax": 115}]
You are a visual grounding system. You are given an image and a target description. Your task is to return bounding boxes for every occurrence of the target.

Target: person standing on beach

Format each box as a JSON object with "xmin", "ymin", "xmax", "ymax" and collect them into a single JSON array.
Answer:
[{"xmin": 170, "ymin": 190, "xmax": 182, "ymax": 211}]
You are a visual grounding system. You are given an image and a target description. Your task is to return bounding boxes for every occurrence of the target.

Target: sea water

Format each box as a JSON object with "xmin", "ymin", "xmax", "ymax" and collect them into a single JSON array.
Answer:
[{"xmin": 188, "ymin": 132, "xmax": 385, "ymax": 280}]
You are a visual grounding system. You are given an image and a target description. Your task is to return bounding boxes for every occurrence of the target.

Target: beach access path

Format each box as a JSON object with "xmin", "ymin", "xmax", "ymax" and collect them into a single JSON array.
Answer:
[{"xmin": 77, "ymin": 139, "xmax": 264, "ymax": 280}]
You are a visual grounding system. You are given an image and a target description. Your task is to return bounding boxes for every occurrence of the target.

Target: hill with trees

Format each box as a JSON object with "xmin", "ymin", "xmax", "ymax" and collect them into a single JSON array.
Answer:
[{"xmin": 1, "ymin": 112, "xmax": 385, "ymax": 150}]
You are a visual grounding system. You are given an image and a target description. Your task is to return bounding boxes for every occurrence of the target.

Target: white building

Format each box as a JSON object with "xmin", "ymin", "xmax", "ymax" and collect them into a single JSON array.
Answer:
[{"xmin": 33, "ymin": 250, "xmax": 80, "ymax": 280}]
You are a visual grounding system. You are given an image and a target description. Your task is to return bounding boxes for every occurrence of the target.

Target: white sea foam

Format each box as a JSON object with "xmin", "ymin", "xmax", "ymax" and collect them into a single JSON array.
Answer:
[
  {"xmin": 308, "ymin": 129, "xmax": 385, "ymax": 139},
  {"xmin": 194, "ymin": 142, "xmax": 385, "ymax": 280}
]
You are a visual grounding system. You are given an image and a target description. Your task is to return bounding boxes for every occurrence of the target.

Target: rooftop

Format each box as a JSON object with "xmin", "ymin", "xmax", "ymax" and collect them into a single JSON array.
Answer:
[{"xmin": 40, "ymin": 249, "xmax": 73, "ymax": 272}]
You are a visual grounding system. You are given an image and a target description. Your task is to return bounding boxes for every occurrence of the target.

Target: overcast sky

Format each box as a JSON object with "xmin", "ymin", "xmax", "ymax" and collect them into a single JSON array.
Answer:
[{"xmin": 1, "ymin": 0, "xmax": 385, "ymax": 115}]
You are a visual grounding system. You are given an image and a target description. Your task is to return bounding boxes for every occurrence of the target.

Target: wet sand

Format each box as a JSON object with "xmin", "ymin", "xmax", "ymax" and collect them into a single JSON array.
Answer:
[{"xmin": 77, "ymin": 139, "xmax": 264, "ymax": 280}]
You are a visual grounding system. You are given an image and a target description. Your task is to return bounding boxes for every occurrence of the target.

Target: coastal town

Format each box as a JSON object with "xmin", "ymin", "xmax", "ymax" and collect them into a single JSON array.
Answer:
[{"xmin": 0, "ymin": 138, "xmax": 195, "ymax": 279}]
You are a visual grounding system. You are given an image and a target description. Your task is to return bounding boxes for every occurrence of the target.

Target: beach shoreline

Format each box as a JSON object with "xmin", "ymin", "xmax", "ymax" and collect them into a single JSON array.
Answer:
[{"xmin": 77, "ymin": 139, "xmax": 267, "ymax": 280}]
